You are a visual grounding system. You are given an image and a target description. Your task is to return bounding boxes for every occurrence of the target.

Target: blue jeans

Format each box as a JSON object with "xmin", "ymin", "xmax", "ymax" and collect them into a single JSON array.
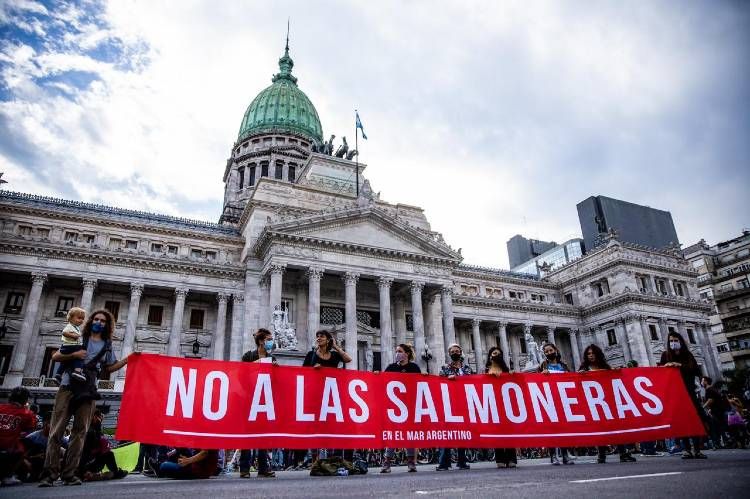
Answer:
[
  {"xmin": 438, "ymin": 448, "xmax": 466, "ymax": 468},
  {"xmin": 159, "ymin": 461, "xmax": 194, "ymax": 479},
  {"xmin": 55, "ymin": 344, "xmax": 84, "ymax": 376}
]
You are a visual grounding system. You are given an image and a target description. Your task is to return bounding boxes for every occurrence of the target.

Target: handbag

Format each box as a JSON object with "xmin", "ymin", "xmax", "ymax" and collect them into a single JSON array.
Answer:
[{"xmin": 727, "ymin": 410, "xmax": 745, "ymax": 426}]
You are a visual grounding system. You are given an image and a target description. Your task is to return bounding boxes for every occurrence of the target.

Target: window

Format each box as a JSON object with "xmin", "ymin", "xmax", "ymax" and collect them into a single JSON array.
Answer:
[
  {"xmin": 242, "ymin": 141, "xmax": 248, "ymax": 149},
  {"xmin": 687, "ymin": 328, "xmax": 696, "ymax": 344},
  {"xmin": 289, "ymin": 138, "xmax": 297, "ymax": 144},
  {"xmin": 674, "ymin": 282, "xmax": 685, "ymax": 297},
  {"xmin": 717, "ymin": 343, "xmax": 729, "ymax": 353},
  {"xmin": 738, "ymin": 278, "xmax": 749, "ymax": 289},
  {"xmin": 649, "ymin": 324, "xmax": 659, "ymax": 341},
  {"xmin": 509, "ymin": 291, "xmax": 517, "ymax": 299},
  {"xmin": 55, "ymin": 296, "xmax": 74, "ymax": 316},
  {"xmin": 656, "ymin": 279, "xmax": 668, "ymax": 294},
  {"xmin": 288, "ymin": 164, "xmax": 296, "ymax": 182},
  {"xmin": 519, "ymin": 336, "xmax": 527, "ymax": 354},
  {"xmin": 125, "ymin": 240, "xmax": 138, "ymax": 250},
  {"xmin": 151, "ymin": 243, "xmax": 163, "ymax": 253},
  {"xmin": 668, "ymin": 326, "xmax": 676, "ymax": 336},
  {"xmin": 167, "ymin": 245, "xmax": 178, "ymax": 255},
  {"xmin": 637, "ymin": 275, "xmax": 649, "ymax": 292},
  {"xmin": 606, "ymin": 329, "xmax": 617, "ymax": 346},
  {"xmin": 108, "ymin": 238, "xmax": 122, "ymax": 250},
  {"xmin": 64, "ymin": 231, "xmax": 78, "ymax": 242},
  {"xmin": 104, "ymin": 300, "xmax": 120, "ymax": 321},
  {"xmin": 0, "ymin": 345, "xmax": 12, "ymax": 376},
  {"xmin": 205, "ymin": 251, "xmax": 217, "ymax": 261},
  {"xmin": 721, "ymin": 283, "xmax": 733, "ymax": 292},
  {"xmin": 274, "ymin": 162, "xmax": 283, "ymax": 180},
  {"xmin": 4, "ymin": 292, "xmax": 24, "ymax": 314},
  {"xmin": 189, "ymin": 309, "xmax": 205, "ymax": 329},
  {"xmin": 261, "ymin": 162, "xmax": 269, "ymax": 177},
  {"xmin": 82, "ymin": 234, "xmax": 95, "ymax": 244},
  {"xmin": 147, "ymin": 305, "xmax": 164, "ymax": 326},
  {"xmin": 699, "ymin": 290, "xmax": 713, "ymax": 300},
  {"xmin": 238, "ymin": 166, "xmax": 245, "ymax": 189},
  {"xmin": 190, "ymin": 249, "xmax": 203, "ymax": 259},
  {"xmin": 564, "ymin": 293, "xmax": 574, "ymax": 305},
  {"xmin": 248, "ymin": 165, "xmax": 256, "ymax": 186},
  {"xmin": 37, "ymin": 228, "xmax": 50, "ymax": 239},
  {"xmin": 18, "ymin": 225, "xmax": 33, "ymax": 235},
  {"xmin": 40, "ymin": 347, "xmax": 59, "ymax": 378}
]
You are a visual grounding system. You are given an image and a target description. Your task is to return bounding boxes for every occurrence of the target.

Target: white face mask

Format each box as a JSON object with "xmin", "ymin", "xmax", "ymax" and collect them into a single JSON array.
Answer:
[{"xmin": 669, "ymin": 341, "xmax": 681, "ymax": 350}]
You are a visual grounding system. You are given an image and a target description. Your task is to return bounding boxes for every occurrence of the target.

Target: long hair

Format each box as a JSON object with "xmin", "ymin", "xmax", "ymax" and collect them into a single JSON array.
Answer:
[
  {"xmin": 663, "ymin": 331, "xmax": 697, "ymax": 365},
  {"xmin": 315, "ymin": 329, "xmax": 334, "ymax": 351},
  {"xmin": 541, "ymin": 342, "xmax": 561, "ymax": 362},
  {"xmin": 579, "ymin": 344, "xmax": 611, "ymax": 371},
  {"xmin": 485, "ymin": 346, "xmax": 510, "ymax": 373},
  {"xmin": 81, "ymin": 309, "xmax": 114, "ymax": 341},
  {"xmin": 398, "ymin": 343, "xmax": 415, "ymax": 361}
]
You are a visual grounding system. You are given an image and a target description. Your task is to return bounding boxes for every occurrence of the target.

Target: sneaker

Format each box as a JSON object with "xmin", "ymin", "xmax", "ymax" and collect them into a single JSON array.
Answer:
[
  {"xmin": 681, "ymin": 451, "xmax": 694, "ymax": 459},
  {"xmin": 257, "ymin": 471, "xmax": 276, "ymax": 478},
  {"xmin": 562, "ymin": 459, "xmax": 574, "ymax": 465},
  {"xmin": 113, "ymin": 469, "xmax": 128, "ymax": 479},
  {"xmin": 63, "ymin": 476, "xmax": 82, "ymax": 486},
  {"xmin": 407, "ymin": 462, "xmax": 417, "ymax": 472},
  {"xmin": 551, "ymin": 457, "xmax": 561, "ymax": 466},
  {"xmin": 380, "ymin": 466, "xmax": 391, "ymax": 474},
  {"xmin": 38, "ymin": 476, "xmax": 54, "ymax": 487},
  {"xmin": 457, "ymin": 464, "xmax": 470, "ymax": 470},
  {"xmin": 620, "ymin": 454, "xmax": 637, "ymax": 463},
  {"xmin": 436, "ymin": 466, "xmax": 450, "ymax": 471},
  {"xmin": 641, "ymin": 451, "xmax": 663, "ymax": 457},
  {"xmin": 694, "ymin": 452, "xmax": 707, "ymax": 459},
  {"xmin": 71, "ymin": 371, "xmax": 87, "ymax": 382},
  {"xmin": 1, "ymin": 476, "xmax": 22, "ymax": 486}
]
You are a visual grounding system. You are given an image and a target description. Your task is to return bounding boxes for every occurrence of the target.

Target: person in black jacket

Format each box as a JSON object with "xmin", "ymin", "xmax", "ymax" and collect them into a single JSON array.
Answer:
[
  {"xmin": 302, "ymin": 330, "xmax": 352, "ymax": 368},
  {"xmin": 485, "ymin": 347, "xmax": 516, "ymax": 468}
]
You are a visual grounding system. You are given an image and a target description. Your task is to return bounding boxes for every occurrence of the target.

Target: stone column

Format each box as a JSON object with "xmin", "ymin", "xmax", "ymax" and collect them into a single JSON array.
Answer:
[
  {"xmin": 625, "ymin": 315, "xmax": 648, "ymax": 366},
  {"xmin": 343, "ymin": 272, "xmax": 359, "ymax": 370},
  {"xmin": 268, "ymin": 264, "xmax": 285, "ymax": 329},
  {"xmin": 638, "ymin": 315, "xmax": 655, "ymax": 366},
  {"xmin": 700, "ymin": 323, "xmax": 721, "ymax": 379},
  {"xmin": 440, "ymin": 286, "xmax": 456, "ymax": 347},
  {"xmin": 498, "ymin": 322, "xmax": 510, "ymax": 366},
  {"xmin": 569, "ymin": 329, "xmax": 581, "ymax": 370},
  {"xmin": 508, "ymin": 326, "xmax": 520, "ymax": 371},
  {"xmin": 615, "ymin": 318, "xmax": 632, "ymax": 363},
  {"xmin": 594, "ymin": 326, "xmax": 607, "ymax": 351},
  {"xmin": 410, "ymin": 281, "xmax": 426, "ymax": 371},
  {"xmin": 9, "ymin": 272, "xmax": 47, "ymax": 375},
  {"xmin": 121, "ymin": 282, "xmax": 144, "ymax": 359},
  {"xmin": 658, "ymin": 317, "xmax": 670, "ymax": 342},
  {"xmin": 427, "ymin": 295, "xmax": 445, "ymax": 373},
  {"xmin": 167, "ymin": 288, "xmax": 188, "ymax": 356},
  {"xmin": 294, "ymin": 280, "xmax": 308, "ymax": 350},
  {"xmin": 471, "ymin": 318, "xmax": 483, "ymax": 372},
  {"xmin": 394, "ymin": 298, "xmax": 407, "ymax": 346},
  {"xmin": 80, "ymin": 278, "xmax": 97, "ymax": 312},
  {"xmin": 378, "ymin": 277, "xmax": 394, "ymax": 367},
  {"xmin": 213, "ymin": 293, "xmax": 229, "ymax": 360},
  {"xmin": 258, "ymin": 278, "xmax": 270, "ymax": 342},
  {"xmin": 307, "ymin": 267, "xmax": 323, "ymax": 349},
  {"xmin": 544, "ymin": 326, "xmax": 555, "ymax": 346},
  {"xmin": 230, "ymin": 293, "xmax": 245, "ymax": 360}
]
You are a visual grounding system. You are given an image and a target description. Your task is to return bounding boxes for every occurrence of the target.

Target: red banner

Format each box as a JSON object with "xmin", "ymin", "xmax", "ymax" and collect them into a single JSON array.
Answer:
[{"xmin": 116, "ymin": 353, "xmax": 705, "ymax": 449}]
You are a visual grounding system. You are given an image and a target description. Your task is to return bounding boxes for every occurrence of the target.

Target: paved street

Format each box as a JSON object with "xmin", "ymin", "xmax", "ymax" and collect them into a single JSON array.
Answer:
[{"xmin": 2, "ymin": 450, "xmax": 748, "ymax": 499}]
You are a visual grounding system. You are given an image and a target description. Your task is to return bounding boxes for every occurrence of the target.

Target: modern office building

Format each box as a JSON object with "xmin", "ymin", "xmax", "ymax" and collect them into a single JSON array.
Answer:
[
  {"xmin": 507, "ymin": 235, "xmax": 558, "ymax": 269},
  {"xmin": 512, "ymin": 238, "xmax": 585, "ymax": 277},
  {"xmin": 684, "ymin": 230, "xmax": 750, "ymax": 370},
  {"xmin": 577, "ymin": 195, "xmax": 679, "ymax": 251}
]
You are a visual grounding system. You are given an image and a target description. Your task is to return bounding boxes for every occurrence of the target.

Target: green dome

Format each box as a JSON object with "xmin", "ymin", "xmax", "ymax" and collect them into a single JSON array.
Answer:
[{"xmin": 237, "ymin": 47, "xmax": 323, "ymax": 144}]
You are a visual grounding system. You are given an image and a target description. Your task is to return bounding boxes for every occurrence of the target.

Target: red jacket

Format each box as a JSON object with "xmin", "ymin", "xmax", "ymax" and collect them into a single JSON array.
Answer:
[{"xmin": 0, "ymin": 403, "xmax": 36, "ymax": 451}]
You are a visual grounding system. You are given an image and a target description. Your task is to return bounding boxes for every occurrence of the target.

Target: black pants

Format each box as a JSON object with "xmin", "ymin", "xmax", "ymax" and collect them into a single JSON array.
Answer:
[
  {"xmin": 494, "ymin": 448, "xmax": 517, "ymax": 465},
  {"xmin": 597, "ymin": 445, "xmax": 628, "ymax": 460},
  {"xmin": 79, "ymin": 451, "xmax": 118, "ymax": 474},
  {"xmin": 439, "ymin": 448, "xmax": 466, "ymax": 468}
]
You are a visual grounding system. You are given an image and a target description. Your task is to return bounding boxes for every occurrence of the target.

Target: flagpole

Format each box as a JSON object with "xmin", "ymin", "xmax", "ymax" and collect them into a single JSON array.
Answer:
[{"xmin": 355, "ymin": 109, "xmax": 359, "ymax": 197}]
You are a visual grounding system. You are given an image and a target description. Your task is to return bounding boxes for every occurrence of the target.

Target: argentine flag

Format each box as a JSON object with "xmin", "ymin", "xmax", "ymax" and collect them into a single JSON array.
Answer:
[{"xmin": 356, "ymin": 110, "xmax": 368, "ymax": 140}]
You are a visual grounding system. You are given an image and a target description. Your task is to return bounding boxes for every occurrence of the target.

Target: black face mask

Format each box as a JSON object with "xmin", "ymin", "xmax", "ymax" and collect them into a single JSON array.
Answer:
[
  {"xmin": 545, "ymin": 353, "xmax": 557, "ymax": 361},
  {"xmin": 491, "ymin": 355, "xmax": 502, "ymax": 364},
  {"xmin": 450, "ymin": 352, "xmax": 462, "ymax": 362}
]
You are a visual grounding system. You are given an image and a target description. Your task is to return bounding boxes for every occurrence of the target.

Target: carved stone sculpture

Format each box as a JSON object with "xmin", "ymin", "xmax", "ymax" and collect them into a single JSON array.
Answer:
[
  {"xmin": 523, "ymin": 332, "xmax": 542, "ymax": 372},
  {"xmin": 346, "ymin": 149, "xmax": 358, "ymax": 160},
  {"xmin": 335, "ymin": 136, "xmax": 348, "ymax": 158},
  {"xmin": 271, "ymin": 305, "xmax": 299, "ymax": 350}
]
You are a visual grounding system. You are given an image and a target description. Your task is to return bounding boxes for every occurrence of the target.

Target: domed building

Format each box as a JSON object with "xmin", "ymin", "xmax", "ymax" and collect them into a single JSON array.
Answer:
[{"xmin": 0, "ymin": 42, "xmax": 717, "ymax": 420}]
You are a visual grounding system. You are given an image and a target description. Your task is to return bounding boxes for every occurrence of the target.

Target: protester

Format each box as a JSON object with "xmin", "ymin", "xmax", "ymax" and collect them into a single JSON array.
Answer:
[
  {"xmin": 158, "ymin": 449, "xmax": 219, "ymax": 479},
  {"xmin": 0, "ymin": 387, "xmax": 36, "ymax": 486},
  {"xmin": 54, "ymin": 307, "xmax": 88, "ymax": 384},
  {"xmin": 726, "ymin": 394, "xmax": 747, "ymax": 449},
  {"xmin": 20, "ymin": 416, "xmax": 61, "ymax": 482},
  {"xmin": 239, "ymin": 329, "xmax": 277, "ymax": 478},
  {"xmin": 485, "ymin": 347, "xmax": 517, "ymax": 468},
  {"xmin": 659, "ymin": 331, "xmax": 707, "ymax": 459},
  {"xmin": 436, "ymin": 343, "xmax": 472, "ymax": 471},
  {"xmin": 303, "ymin": 330, "xmax": 352, "ymax": 368},
  {"xmin": 78, "ymin": 409, "xmax": 127, "ymax": 481},
  {"xmin": 539, "ymin": 343, "xmax": 573, "ymax": 465},
  {"xmin": 39, "ymin": 309, "xmax": 129, "ymax": 487},
  {"xmin": 578, "ymin": 344, "xmax": 636, "ymax": 464},
  {"xmin": 702, "ymin": 376, "xmax": 729, "ymax": 449},
  {"xmin": 381, "ymin": 344, "xmax": 421, "ymax": 473}
]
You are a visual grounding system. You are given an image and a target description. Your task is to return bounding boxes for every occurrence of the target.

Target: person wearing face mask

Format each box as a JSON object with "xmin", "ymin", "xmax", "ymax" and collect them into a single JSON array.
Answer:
[
  {"xmin": 380, "ymin": 344, "xmax": 422, "ymax": 473},
  {"xmin": 659, "ymin": 331, "xmax": 707, "ymax": 459},
  {"xmin": 538, "ymin": 343, "xmax": 574, "ymax": 465},
  {"xmin": 39, "ymin": 310, "xmax": 128, "ymax": 487},
  {"xmin": 436, "ymin": 344, "xmax": 473, "ymax": 471},
  {"xmin": 578, "ymin": 344, "xmax": 637, "ymax": 464},
  {"xmin": 485, "ymin": 347, "xmax": 517, "ymax": 468},
  {"xmin": 239, "ymin": 329, "xmax": 277, "ymax": 478}
]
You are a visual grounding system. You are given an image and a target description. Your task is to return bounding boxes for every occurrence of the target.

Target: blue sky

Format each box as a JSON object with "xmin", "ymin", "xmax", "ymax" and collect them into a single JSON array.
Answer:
[{"xmin": 1, "ymin": 0, "xmax": 748, "ymax": 268}]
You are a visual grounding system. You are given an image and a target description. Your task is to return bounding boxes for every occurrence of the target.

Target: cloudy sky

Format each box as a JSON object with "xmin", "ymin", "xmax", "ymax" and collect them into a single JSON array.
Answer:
[{"xmin": 1, "ymin": 0, "xmax": 748, "ymax": 268}]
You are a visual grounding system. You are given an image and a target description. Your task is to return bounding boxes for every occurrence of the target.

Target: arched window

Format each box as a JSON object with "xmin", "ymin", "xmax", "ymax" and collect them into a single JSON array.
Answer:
[{"xmin": 238, "ymin": 166, "xmax": 245, "ymax": 189}]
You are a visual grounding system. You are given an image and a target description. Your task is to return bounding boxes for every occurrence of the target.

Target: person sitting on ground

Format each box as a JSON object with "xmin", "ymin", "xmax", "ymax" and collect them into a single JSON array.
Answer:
[
  {"xmin": 238, "ymin": 329, "xmax": 277, "ymax": 478},
  {"xmin": 0, "ymin": 387, "xmax": 37, "ymax": 486},
  {"xmin": 485, "ymin": 347, "xmax": 517, "ymax": 469},
  {"xmin": 659, "ymin": 331, "xmax": 707, "ymax": 459},
  {"xmin": 436, "ymin": 343, "xmax": 472, "ymax": 471},
  {"xmin": 381, "ymin": 344, "xmax": 422, "ymax": 474},
  {"xmin": 20, "ymin": 416, "xmax": 63, "ymax": 482},
  {"xmin": 159, "ymin": 449, "xmax": 219, "ymax": 480},
  {"xmin": 578, "ymin": 344, "xmax": 637, "ymax": 464},
  {"xmin": 78, "ymin": 409, "xmax": 127, "ymax": 481},
  {"xmin": 54, "ymin": 307, "xmax": 88, "ymax": 383}
]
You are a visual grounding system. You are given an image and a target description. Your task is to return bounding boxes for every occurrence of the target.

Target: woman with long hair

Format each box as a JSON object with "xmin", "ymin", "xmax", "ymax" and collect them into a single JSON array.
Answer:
[
  {"xmin": 659, "ymin": 331, "xmax": 707, "ymax": 459},
  {"xmin": 539, "ymin": 343, "xmax": 573, "ymax": 465},
  {"xmin": 578, "ymin": 344, "xmax": 636, "ymax": 464},
  {"xmin": 485, "ymin": 347, "xmax": 516, "ymax": 468}
]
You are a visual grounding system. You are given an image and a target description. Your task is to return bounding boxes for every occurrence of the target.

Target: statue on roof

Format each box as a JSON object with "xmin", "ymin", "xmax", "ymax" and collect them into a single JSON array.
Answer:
[
  {"xmin": 335, "ymin": 136, "xmax": 349, "ymax": 158},
  {"xmin": 346, "ymin": 149, "xmax": 358, "ymax": 160}
]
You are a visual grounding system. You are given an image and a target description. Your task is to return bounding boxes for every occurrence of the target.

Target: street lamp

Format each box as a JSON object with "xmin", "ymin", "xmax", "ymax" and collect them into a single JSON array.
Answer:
[
  {"xmin": 192, "ymin": 335, "xmax": 200, "ymax": 356},
  {"xmin": 421, "ymin": 343, "xmax": 433, "ymax": 371}
]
